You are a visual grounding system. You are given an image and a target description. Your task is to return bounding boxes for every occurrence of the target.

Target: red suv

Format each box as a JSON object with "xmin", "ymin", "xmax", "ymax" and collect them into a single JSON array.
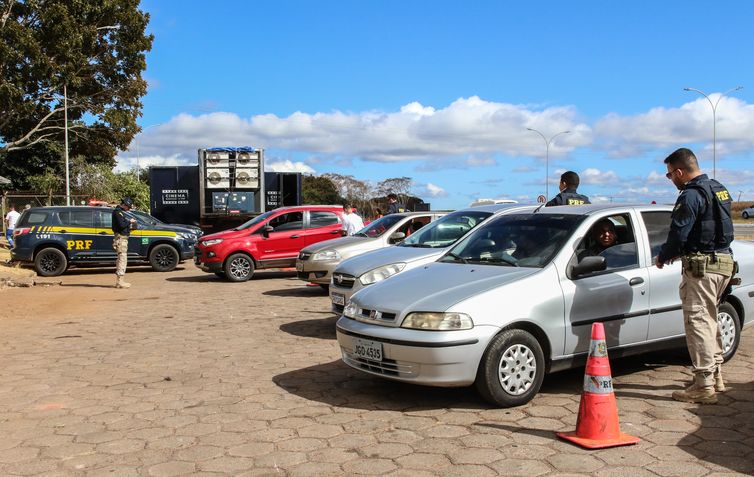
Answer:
[{"xmin": 195, "ymin": 205, "xmax": 345, "ymax": 281}]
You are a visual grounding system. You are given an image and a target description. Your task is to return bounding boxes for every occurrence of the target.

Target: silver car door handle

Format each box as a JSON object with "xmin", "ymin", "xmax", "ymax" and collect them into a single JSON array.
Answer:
[{"xmin": 629, "ymin": 277, "xmax": 644, "ymax": 286}]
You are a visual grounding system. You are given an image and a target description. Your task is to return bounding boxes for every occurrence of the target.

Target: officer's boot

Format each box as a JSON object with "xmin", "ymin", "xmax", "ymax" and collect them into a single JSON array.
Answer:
[
  {"xmin": 115, "ymin": 275, "xmax": 131, "ymax": 289},
  {"xmin": 714, "ymin": 367, "xmax": 725, "ymax": 393},
  {"xmin": 672, "ymin": 373, "xmax": 717, "ymax": 404}
]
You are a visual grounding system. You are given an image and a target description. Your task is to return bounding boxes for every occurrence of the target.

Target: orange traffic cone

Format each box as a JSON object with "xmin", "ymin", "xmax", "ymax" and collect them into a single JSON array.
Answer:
[{"xmin": 557, "ymin": 322, "xmax": 640, "ymax": 449}]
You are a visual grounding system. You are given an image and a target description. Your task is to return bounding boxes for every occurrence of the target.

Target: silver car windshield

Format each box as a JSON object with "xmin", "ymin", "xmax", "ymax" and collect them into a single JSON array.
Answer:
[
  {"xmin": 441, "ymin": 214, "xmax": 583, "ymax": 268},
  {"xmin": 399, "ymin": 210, "xmax": 492, "ymax": 248},
  {"xmin": 353, "ymin": 214, "xmax": 405, "ymax": 238}
]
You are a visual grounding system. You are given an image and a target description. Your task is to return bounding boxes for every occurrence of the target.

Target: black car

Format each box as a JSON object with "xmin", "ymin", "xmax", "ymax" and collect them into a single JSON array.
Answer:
[{"xmin": 11, "ymin": 206, "xmax": 196, "ymax": 276}]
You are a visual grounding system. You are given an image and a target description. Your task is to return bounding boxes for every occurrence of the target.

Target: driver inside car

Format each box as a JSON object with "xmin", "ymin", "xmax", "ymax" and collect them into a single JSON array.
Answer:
[{"xmin": 578, "ymin": 218, "xmax": 618, "ymax": 261}]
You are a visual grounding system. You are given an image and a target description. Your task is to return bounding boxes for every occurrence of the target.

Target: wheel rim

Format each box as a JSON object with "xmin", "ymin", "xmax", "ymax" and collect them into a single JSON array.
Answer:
[
  {"xmin": 229, "ymin": 257, "xmax": 251, "ymax": 279},
  {"xmin": 497, "ymin": 343, "xmax": 537, "ymax": 395},
  {"xmin": 154, "ymin": 248, "xmax": 176, "ymax": 268},
  {"xmin": 40, "ymin": 252, "xmax": 61, "ymax": 273},
  {"xmin": 718, "ymin": 311, "xmax": 736, "ymax": 353}
]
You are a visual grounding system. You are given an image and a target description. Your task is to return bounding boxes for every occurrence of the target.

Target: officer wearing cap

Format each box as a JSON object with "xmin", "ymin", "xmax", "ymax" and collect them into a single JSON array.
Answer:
[
  {"xmin": 656, "ymin": 147, "xmax": 735, "ymax": 404},
  {"xmin": 112, "ymin": 197, "xmax": 137, "ymax": 288},
  {"xmin": 545, "ymin": 171, "xmax": 591, "ymax": 206}
]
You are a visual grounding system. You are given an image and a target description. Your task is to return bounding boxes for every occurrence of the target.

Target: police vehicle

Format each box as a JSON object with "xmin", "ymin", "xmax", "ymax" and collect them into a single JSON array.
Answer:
[{"xmin": 10, "ymin": 206, "xmax": 197, "ymax": 276}]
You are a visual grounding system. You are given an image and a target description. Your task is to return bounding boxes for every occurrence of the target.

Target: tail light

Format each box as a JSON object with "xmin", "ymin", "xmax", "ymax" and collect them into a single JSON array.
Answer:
[{"xmin": 13, "ymin": 227, "xmax": 31, "ymax": 237}]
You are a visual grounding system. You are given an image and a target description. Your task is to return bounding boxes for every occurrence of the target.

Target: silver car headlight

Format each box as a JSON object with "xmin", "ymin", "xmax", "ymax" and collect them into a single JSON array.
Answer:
[
  {"xmin": 401, "ymin": 312, "xmax": 474, "ymax": 330},
  {"xmin": 359, "ymin": 263, "xmax": 406, "ymax": 285},
  {"xmin": 313, "ymin": 249, "xmax": 340, "ymax": 261},
  {"xmin": 201, "ymin": 238, "xmax": 223, "ymax": 246},
  {"xmin": 343, "ymin": 301, "xmax": 360, "ymax": 319}
]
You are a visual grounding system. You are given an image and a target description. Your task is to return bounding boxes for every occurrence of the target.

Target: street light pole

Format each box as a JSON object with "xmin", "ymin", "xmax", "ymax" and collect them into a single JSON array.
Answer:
[
  {"xmin": 527, "ymin": 128, "xmax": 570, "ymax": 198},
  {"xmin": 683, "ymin": 86, "xmax": 743, "ymax": 179},
  {"xmin": 64, "ymin": 84, "xmax": 70, "ymax": 206}
]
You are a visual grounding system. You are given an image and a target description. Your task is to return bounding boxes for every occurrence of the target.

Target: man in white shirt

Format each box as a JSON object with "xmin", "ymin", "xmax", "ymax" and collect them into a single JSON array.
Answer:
[
  {"xmin": 343, "ymin": 204, "xmax": 365, "ymax": 236},
  {"xmin": 5, "ymin": 204, "xmax": 21, "ymax": 248}
]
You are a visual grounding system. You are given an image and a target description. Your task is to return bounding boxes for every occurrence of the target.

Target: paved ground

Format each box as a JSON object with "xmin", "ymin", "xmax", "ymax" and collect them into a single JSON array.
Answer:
[{"xmin": 0, "ymin": 261, "xmax": 752, "ymax": 476}]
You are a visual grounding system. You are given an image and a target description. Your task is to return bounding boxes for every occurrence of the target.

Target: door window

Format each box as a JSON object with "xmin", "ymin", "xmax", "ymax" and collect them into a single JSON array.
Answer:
[
  {"xmin": 574, "ymin": 214, "xmax": 638, "ymax": 271},
  {"xmin": 60, "ymin": 209, "xmax": 94, "ymax": 227},
  {"xmin": 309, "ymin": 211, "xmax": 340, "ymax": 228},
  {"xmin": 94, "ymin": 209, "xmax": 113, "ymax": 228},
  {"xmin": 268, "ymin": 212, "xmax": 304, "ymax": 232},
  {"xmin": 641, "ymin": 211, "xmax": 672, "ymax": 258}
]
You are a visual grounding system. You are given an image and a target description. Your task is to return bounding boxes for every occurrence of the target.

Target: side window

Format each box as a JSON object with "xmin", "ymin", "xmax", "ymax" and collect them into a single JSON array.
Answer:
[
  {"xmin": 94, "ymin": 210, "xmax": 112, "ymax": 228},
  {"xmin": 19, "ymin": 212, "xmax": 48, "ymax": 226},
  {"xmin": 398, "ymin": 216, "xmax": 431, "ymax": 237},
  {"xmin": 309, "ymin": 211, "xmax": 340, "ymax": 228},
  {"xmin": 575, "ymin": 214, "xmax": 638, "ymax": 270},
  {"xmin": 268, "ymin": 212, "xmax": 304, "ymax": 232},
  {"xmin": 641, "ymin": 211, "xmax": 671, "ymax": 259},
  {"xmin": 62, "ymin": 209, "xmax": 94, "ymax": 227}
]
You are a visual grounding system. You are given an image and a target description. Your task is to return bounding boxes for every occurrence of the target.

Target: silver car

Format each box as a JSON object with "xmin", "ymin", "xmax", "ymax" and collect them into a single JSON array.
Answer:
[
  {"xmin": 297, "ymin": 211, "xmax": 446, "ymax": 287},
  {"xmin": 329, "ymin": 204, "xmax": 531, "ymax": 314},
  {"xmin": 336, "ymin": 204, "xmax": 754, "ymax": 407}
]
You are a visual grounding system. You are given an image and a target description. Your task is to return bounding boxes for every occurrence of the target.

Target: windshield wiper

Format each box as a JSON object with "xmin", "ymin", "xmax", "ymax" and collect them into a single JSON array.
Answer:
[
  {"xmin": 401, "ymin": 243, "xmax": 431, "ymax": 248},
  {"xmin": 445, "ymin": 252, "xmax": 468, "ymax": 264},
  {"xmin": 479, "ymin": 256, "xmax": 520, "ymax": 267},
  {"xmin": 354, "ymin": 232, "xmax": 368, "ymax": 237}
]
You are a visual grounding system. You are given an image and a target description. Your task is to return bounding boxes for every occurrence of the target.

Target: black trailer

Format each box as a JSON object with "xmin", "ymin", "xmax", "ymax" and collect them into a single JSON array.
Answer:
[{"xmin": 150, "ymin": 165, "xmax": 302, "ymax": 233}]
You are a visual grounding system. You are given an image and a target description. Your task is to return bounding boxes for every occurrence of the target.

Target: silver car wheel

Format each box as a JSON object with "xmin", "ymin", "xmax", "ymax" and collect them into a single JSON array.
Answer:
[
  {"xmin": 718, "ymin": 310, "xmax": 736, "ymax": 354},
  {"xmin": 229, "ymin": 257, "xmax": 251, "ymax": 279},
  {"xmin": 497, "ymin": 343, "xmax": 536, "ymax": 396}
]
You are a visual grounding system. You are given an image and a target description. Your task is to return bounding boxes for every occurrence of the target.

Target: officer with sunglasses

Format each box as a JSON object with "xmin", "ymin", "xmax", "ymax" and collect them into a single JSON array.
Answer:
[{"xmin": 656, "ymin": 147, "xmax": 735, "ymax": 404}]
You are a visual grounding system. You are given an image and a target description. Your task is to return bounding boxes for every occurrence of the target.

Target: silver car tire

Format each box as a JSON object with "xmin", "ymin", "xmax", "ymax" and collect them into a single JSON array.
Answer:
[
  {"xmin": 224, "ymin": 253, "xmax": 255, "ymax": 282},
  {"xmin": 718, "ymin": 302, "xmax": 741, "ymax": 362},
  {"xmin": 475, "ymin": 329, "xmax": 545, "ymax": 408}
]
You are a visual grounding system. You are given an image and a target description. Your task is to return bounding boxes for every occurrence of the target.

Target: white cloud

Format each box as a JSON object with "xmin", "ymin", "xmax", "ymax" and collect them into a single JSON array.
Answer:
[
  {"xmin": 266, "ymin": 160, "xmax": 315, "ymax": 174},
  {"xmin": 594, "ymin": 96, "xmax": 754, "ymax": 156},
  {"xmin": 416, "ymin": 182, "xmax": 448, "ymax": 198},
  {"xmin": 117, "ymin": 96, "xmax": 592, "ymax": 169},
  {"xmin": 578, "ymin": 168, "xmax": 620, "ymax": 186}
]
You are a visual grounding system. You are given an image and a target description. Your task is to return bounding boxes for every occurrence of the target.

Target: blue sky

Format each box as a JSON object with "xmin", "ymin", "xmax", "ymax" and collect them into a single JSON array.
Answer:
[{"xmin": 119, "ymin": 1, "xmax": 754, "ymax": 209}]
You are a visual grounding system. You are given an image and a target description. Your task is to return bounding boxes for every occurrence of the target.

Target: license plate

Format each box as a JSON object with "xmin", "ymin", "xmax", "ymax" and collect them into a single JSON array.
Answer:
[
  {"xmin": 353, "ymin": 338, "xmax": 383, "ymax": 362},
  {"xmin": 295, "ymin": 261, "xmax": 303, "ymax": 271},
  {"xmin": 331, "ymin": 292, "xmax": 345, "ymax": 306}
]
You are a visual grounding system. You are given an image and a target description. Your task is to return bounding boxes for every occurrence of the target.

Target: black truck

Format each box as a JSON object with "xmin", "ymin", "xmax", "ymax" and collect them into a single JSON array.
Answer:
[{"xmin": 149, "ymin": 147, "xmax": 302, "ymax": 233}]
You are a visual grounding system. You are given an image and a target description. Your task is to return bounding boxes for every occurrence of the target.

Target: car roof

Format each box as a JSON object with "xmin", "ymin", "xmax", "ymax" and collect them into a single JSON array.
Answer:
[
  {"xmin": 21, "ymin": 206, "xmax": 113, "ymax": 212},
  {"xmin": 527, "ymin": 203, "xmax": 675, "ymax": 215},
  {"xmin": 455, "ymin": 203, "xmax": 537, "ymax": 214}
]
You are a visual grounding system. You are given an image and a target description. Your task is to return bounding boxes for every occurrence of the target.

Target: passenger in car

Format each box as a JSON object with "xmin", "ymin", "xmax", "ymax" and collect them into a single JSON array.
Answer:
[{"xmin": 578, "ymin": 219, "xmax": 618, "ymax": 260}]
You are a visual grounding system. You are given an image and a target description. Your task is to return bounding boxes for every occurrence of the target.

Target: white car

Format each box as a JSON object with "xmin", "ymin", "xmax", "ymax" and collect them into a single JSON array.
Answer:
[
  {"xmin": 336, "ymin": 204, "xmax": 754, "ymax": 407},
  {"xmin": 742, "ymin": 205, "xmax": 754, "ymax": 219}
]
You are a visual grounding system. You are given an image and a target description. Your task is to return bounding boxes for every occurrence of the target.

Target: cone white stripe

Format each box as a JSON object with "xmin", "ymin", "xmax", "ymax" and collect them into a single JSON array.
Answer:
[
  {"xmin": 583, "ymin": 375, "xmax": 613, "ymax": 394},
  {"xmin": 589, "ymin": 339, "xmax": 608, "ymax": 357}
]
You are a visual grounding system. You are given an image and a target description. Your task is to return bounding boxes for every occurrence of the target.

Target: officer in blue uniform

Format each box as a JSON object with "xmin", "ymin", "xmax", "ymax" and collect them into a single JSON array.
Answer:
[
  {"xmin": 656, "ymin": 148, "xmax": 735, "ymax": 404},
  {"xmin": 545, "ymin": 171, "xmax": 591, "ymax": 206},
  {"xmin": 112, "ymin": 197, "xmax": 136, "ymax": 288}
]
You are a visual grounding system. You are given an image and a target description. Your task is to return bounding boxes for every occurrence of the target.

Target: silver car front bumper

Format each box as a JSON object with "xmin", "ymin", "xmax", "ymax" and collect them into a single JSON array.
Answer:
[{"xmin": 335, "ymin": 316, "xmax": 499, "ymax": 387}]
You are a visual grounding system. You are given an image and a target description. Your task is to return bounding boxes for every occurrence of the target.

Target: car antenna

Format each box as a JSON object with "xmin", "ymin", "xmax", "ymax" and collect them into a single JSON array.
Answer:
[{"xmin": 533, "ymin": 203, "xmax": 546, "ymax": 213}]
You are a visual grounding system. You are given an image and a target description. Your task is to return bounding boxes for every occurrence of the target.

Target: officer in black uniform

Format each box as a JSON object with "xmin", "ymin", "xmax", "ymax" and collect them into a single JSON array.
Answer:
[
  {"xmin": 656, "ymin": 147, "xmax": 735, "ymax": 404},
  {"xmin": 545, "ymin": 171, "xmax": 591, "ymax": 206},
  {"xmin": 386, "ymin": 193, "xmax": 405, "ymax": 215},
  {"xmin": 112, "ymin": 197, "xmax": 136, "ymax": 288}
]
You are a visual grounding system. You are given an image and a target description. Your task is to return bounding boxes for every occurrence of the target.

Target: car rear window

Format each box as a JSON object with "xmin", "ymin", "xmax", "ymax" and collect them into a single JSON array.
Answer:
[{"xmin": 18, "ymin": 211, "xmax": 50, "ymax": 226}]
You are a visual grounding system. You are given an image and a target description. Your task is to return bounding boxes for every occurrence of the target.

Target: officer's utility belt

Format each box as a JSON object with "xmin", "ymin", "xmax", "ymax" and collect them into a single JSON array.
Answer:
[{"xmin": 681, "ymin": 252, "xmax": 735, "ymax": 278}]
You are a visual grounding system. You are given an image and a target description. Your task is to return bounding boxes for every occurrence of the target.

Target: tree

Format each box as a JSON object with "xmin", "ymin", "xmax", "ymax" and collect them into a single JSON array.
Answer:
[
  {"xmin": 0, "ymin": 0, "xmax": 153, "ymax": 173},
  {"xmin": 302, "ymin": 175, "xmax": 340, "ymax": 205},
  {"xmin": 376, "ymin": 177, "xmax": 413, "ymax": 200}
]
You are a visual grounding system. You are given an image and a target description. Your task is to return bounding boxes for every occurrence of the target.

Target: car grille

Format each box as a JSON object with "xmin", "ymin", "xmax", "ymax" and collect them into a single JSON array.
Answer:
[
  {"xmin": 332, "ymin": 303, "xmax": 345, "ymax": 314},
  {"xmin": 298, "ymin": 251, "xmax": 311, "ymax": 260},
  {"xmin": 332, "ymin": 273, "xmax": 356, "ymax": 289},
  {"xmin": 353, "ymin": 308, "xmax": 397, "ymax": 324},
  {"xmin": 342, "ymin": 352, "xmax": 415, "ymax": 377}
]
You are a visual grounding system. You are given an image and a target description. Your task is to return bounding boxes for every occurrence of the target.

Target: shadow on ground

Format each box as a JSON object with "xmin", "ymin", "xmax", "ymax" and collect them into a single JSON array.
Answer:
[
  {"xmin": 263, "ymin": 285, "xmax": 329, "ymax": 297},
  {"xmin": 279, "ymin": 315, "xmax": 338, "ymax": 339},
  {"xmin": 274, "ymin": 349, "xmax": 695, "ymax": 413}
]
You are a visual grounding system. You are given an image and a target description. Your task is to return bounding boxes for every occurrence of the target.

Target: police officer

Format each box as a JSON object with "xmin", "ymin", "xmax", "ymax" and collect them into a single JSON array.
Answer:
[
  {"xmin": 656, "ymin": 148, "xmax": 735, "ymax": 404},
  {"xmin": 545, "ymin": 171, "xmax": 591, "ymax": 206},
  {"xmin": 112, "ymin": 197, "xmax": 137, "ymax": 289},
  {"xmin": 386, "ymin": 193, "xmax": 405, "ymax": 215}
]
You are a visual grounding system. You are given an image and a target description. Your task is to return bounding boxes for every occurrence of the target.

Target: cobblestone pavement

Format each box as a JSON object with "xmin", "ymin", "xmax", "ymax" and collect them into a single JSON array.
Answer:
[{"xmin": 0, "ymin": 263, "xmax": 752, "ymax": 476}]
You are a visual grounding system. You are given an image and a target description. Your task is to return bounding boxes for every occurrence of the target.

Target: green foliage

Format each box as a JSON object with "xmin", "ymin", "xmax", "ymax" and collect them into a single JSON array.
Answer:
[
  {"xmin": 302, "ymin": 175, "xmax": 340, "ymax": 205},
  {"xmin": 0, "ymin": 0, "xmax": 153, "ymax": 184}
]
